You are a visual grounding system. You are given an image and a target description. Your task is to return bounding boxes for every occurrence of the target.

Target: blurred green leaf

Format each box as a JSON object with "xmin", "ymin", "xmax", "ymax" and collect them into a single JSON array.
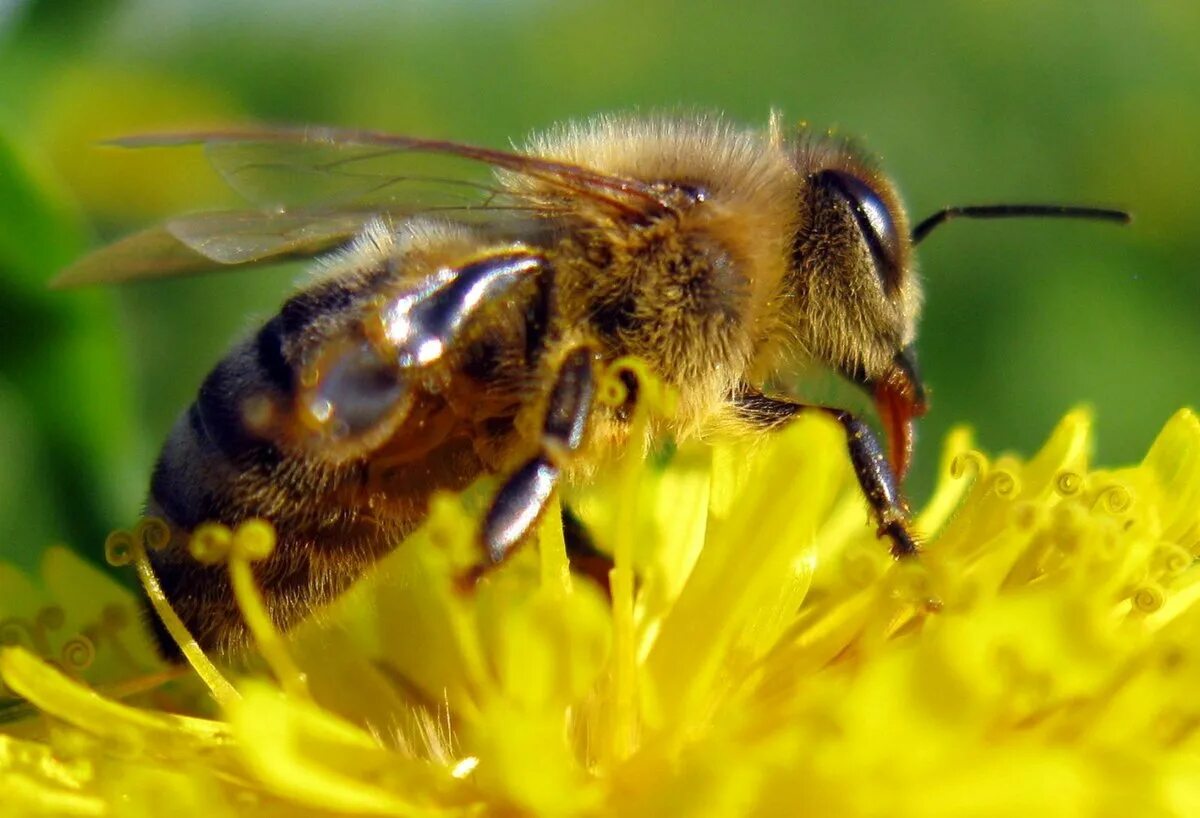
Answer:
[
  {"xmin": 15, "ymin": 0, "xmax": 123, "ymax": 41},
  {"xmin": 0, "ymin": 381, "xmax": 61, "ymax": 572},
  {"xmin": 0, "ymin": 127, "xmax": 142, "ymax": 570}
]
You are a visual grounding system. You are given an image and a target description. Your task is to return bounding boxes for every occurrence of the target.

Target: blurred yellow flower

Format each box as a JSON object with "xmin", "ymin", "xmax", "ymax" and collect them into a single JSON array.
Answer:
[{"xmin": 3, "ymin": 407, "xmax": 1200, "ymax": 817}]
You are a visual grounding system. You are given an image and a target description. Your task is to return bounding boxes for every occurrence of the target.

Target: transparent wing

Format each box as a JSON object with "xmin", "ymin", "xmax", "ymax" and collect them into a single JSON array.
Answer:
[
  {"xmin": 53, "ymin": 209, "xmax": 372, "ymax": 287},
  {"xmin": 202, "ymin": 140, "xmax": 512, "ymax": 212},
  {"xmin": 165, "ymin": 209, "xmax": 374, "ymax": 265},
  {"xmin": 58, "ymin": 125, "xmax": 682, "ymax": 287},
  {"xmin": 113, "ymin": 126, "xmax": 673, "ymax": 216}
]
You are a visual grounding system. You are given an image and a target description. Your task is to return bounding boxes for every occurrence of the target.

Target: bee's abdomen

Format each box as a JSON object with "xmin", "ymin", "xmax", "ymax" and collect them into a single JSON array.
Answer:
[
  {"xmin": 150, "ymin": 317, "xmax": 294, "ymax": 530},
  {"xmin": 144, "ymin": 314, "xmax": 364, "ymax": 655},
  {"xmin": 142, "ymin": 241, "xmax": 555, "ymax": 656}
]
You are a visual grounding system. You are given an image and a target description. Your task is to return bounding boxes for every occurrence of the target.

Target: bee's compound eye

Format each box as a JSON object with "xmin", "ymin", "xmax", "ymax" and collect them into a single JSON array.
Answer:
[
  {"xmin": 301, "ymin": 341, "xmax": 408, "ymax": 441},
  {"xmin": 814, "ymin": 169, "xmax": 901, "ymax": 291}
]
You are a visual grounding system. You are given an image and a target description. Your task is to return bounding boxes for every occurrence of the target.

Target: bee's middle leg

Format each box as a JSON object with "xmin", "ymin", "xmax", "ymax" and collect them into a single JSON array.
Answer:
[
  {"xmin": 733, "ymin": 390, "xmax": 919, "ymax": 557},
  {"xmin": 482, "ymin": 346, "xmax": 598, "ymax": 565}
]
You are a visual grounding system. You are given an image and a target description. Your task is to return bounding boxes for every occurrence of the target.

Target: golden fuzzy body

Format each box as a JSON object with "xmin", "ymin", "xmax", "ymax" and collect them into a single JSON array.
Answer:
[
  {"xmin": 64, "ymin": 114, "xmax": 929, "ymax": 655},
  {"xmin": 518, "ymin": 116, "xmax": 921, "ymax": 411}
]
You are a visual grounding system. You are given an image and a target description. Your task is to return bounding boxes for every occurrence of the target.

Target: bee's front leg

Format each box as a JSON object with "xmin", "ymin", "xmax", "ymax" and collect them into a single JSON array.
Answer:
[
  {"xmin": 733, "ymin": 390, "xmax": 919, "ymax": 557},
  {"xmin": 483, "ymin": 345, "xmax": 598, "ymax": 564}
]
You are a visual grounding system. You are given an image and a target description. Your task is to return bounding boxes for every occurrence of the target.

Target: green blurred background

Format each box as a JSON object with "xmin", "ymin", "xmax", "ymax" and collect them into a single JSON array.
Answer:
[{"xmin": 0, "ymin": 0, "xmax": 1196, "ymax": 574}]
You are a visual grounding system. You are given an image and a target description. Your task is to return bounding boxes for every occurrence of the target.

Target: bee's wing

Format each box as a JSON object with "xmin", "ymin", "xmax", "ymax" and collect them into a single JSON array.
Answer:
[
  {"xmin": 114, "ymin": 126, "xmax": 673, "ymax": 216},
  {"xmin": 197, "ymin": 141, "xmax": 513, "ymax": 212},
  {"xmin": 52, "ymin": 209, "xmax": 374, "ymax": 287},
  {"xmin": 58, "ymin": 125, "xmax": 676, "ymax": 287}
]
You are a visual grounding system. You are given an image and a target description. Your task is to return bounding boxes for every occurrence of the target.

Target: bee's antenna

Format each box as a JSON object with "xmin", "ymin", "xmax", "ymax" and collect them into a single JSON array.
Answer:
[{"xmin": 911, "ymin": 204, "xmax": 1131, "ymax": 245}]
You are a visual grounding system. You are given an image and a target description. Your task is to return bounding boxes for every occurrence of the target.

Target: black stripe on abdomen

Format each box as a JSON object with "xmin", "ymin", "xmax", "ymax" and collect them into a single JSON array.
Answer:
[
  {"xmin": 152, "ymin": 320, "xmax": 295, "ymax": 528},
  {"xmin": 255, "ymin": 315, "xmax": 295, "ymax": 394},
  {"xmin": 193, "ymin": 318, "xmax": 297, "ymax": 460},
  {"xmin": 150, "ymin": 407, "xmax": 237, "ymax": 529}
]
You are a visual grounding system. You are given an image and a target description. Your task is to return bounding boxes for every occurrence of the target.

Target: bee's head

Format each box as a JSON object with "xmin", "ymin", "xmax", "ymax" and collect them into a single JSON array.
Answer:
[
  {"xmin": 783, "ymin": 137, "xmax": 926, "ymax": 477},
  {"xmin": 777, "ymin": 130, "xmax": 1128, "ymax": 478}
]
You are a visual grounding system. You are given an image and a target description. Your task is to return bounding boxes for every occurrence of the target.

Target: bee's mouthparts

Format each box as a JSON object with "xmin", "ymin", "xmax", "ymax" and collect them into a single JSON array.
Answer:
[{"xmin": 871, "ymin": 348, "xmax": 928, "ymax": 481}]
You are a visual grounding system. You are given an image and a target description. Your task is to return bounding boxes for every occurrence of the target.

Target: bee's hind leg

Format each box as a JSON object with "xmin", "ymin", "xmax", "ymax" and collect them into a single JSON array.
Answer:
[
  {"xmin": 482, "ymin": 346, "xmax": 598, "ymax": 565},
  {"xmin": 733, "ymin": 390, "xmax": 919, "ymax": 558}
]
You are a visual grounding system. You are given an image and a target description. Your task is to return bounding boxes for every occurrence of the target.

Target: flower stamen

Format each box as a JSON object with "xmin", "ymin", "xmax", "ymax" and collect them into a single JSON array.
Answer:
[{"xmin": 105, "ymin": 519, "xmax": 239, "ymax": 707}]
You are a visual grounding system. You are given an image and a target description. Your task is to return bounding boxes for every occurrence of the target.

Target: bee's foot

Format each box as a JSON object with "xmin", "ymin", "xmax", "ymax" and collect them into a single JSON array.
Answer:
[
  {"xmin": 880, "ymin": 519, "xmax": 921, "ymax": 558},
  {"xmin": 454, "ymin": 563, "xmax": 489, "ymax": 594}
]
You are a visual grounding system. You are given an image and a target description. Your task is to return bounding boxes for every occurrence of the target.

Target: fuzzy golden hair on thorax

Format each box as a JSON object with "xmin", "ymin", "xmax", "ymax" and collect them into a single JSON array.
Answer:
[{"xmin": 513, "ymin": 113, "xmax": 802, "ymax": 344}]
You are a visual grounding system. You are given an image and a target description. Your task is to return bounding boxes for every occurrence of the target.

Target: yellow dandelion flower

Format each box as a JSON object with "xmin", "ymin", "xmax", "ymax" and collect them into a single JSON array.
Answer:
[{"xmin": 3, "ymin": 406, "xmax": 1200, "ymax": 817}]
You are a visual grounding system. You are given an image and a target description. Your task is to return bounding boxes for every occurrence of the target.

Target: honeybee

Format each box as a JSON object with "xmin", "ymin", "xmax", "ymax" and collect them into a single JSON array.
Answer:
[{"xmin": 60, "ymin": 113, "xmax": 1128, "ymax": 655}]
